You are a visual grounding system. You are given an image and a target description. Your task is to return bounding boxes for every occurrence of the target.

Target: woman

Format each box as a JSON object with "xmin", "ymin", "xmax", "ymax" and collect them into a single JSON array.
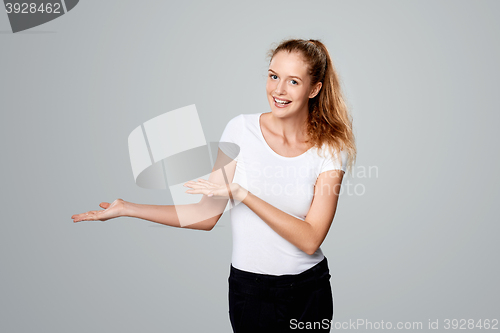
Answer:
[{"xmin": 72, "ymin": 38, "xmax": 356, "ymax": 332}]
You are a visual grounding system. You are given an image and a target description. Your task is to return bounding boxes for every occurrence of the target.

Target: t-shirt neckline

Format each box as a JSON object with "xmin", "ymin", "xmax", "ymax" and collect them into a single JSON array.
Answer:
[{"xmin": 257, "ymin": 112, "xmax": 314, "ymax": 160}]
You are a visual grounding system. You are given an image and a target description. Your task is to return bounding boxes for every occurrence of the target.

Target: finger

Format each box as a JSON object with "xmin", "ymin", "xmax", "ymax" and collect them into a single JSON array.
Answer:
[
  {"xmin": 72, "ymin": 205, "xmax": 104, "ymax": 220},
  {"xmin": 184, "ymin": 181, "xmax": 210, "ymax": 189},
  {"xmin": 75, "ymin": 210, "xmax": 96, "ymax": 217},
  {"xmin": 72, "ymin": 213, "xmax": 86, "ymax": 219},
  {"xmin": 79, "ymin": 212, "xmax": 94, "ymax": 222},
  {"xmin": 74, "ymin": 211, "xmax": 100, "ymax": 223}
]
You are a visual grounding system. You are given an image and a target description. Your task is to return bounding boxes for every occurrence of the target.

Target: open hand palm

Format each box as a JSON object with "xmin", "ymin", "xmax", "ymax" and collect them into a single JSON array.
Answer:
[{"xmin": 71, "ymin": 198, "xmax": 125, "ymax": 223}]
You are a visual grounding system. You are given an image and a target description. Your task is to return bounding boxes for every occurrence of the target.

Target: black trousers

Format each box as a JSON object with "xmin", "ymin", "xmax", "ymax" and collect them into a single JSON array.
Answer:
[{"xmin": 228, "ymin": 257, "xmax": 333, "ymax": 332}]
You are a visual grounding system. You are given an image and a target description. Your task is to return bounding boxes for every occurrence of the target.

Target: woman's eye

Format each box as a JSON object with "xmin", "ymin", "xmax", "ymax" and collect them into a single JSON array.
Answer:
[
  {"xmin": 291, "ymin": 80, "xmax": 298, "ymax": 85},
  {"xmin": 270, "ymin": 74, "xmax": 278, "ymax": 80}
]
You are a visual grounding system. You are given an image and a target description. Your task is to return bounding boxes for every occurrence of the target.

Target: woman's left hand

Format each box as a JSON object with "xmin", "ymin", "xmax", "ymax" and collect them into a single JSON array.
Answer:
[{"xmin": 183, "ymin": 179, "xmax": 246, "ymax": 201}]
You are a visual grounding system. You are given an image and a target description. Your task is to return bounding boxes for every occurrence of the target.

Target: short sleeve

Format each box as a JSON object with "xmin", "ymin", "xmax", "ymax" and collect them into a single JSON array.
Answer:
[
  {"xmin": 218, "ymin": 115, "xmax": 244, "ymax": 161},
  {"xmin": 320, "ymin": 149, "xmax": 348, "ymax": 174}
]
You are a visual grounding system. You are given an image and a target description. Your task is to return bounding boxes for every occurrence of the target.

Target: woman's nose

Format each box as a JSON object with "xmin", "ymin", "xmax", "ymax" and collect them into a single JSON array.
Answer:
[{"xmin": 274, "ymin": 80, "xmax": 286, "ymax": 95}]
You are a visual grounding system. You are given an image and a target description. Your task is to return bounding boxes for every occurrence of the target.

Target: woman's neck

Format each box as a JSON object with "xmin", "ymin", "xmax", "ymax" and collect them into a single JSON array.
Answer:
[{"xmin": 266, "ymin": 111, "xmax": 310, "ymax": 145}]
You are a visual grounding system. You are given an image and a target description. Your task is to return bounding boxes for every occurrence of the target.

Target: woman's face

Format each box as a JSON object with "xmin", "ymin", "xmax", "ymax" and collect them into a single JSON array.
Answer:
[{"xmin": 266, "ymin": 51, "xmax": 322, "ymax": 118}]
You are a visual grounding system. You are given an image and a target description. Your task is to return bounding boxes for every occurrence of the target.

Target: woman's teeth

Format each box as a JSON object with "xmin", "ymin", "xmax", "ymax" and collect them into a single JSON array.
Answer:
[{"xmin": 275, "ymin": 98, "xmax": 291, "ymax": 104}]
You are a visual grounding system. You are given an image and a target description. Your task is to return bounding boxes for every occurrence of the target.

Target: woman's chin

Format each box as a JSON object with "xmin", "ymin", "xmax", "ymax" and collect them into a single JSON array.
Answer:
[{"xmin": 269, "ymin": 104, "xmax": 303, "ymax": 117}]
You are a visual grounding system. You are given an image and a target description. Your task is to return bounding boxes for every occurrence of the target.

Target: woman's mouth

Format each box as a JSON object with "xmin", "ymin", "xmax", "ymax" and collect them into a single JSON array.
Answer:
[{"xmin": 273, "ymin": 97, "xmax": 292, "ymax": 108}]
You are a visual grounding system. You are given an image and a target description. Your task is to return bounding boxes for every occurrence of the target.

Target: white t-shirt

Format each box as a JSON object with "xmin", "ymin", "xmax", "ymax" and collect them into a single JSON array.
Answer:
[{"xmin": 218, "ymin": 112, "xmax": 347, "ymax": 275}]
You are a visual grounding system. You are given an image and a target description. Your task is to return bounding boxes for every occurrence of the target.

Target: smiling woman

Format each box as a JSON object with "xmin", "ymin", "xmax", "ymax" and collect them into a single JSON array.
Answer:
[
  {"xmin": 70, "ymin": 38, "xmax": 356, "ymax": 333},
  {"xmin": 186, "ymin": 39, "xmax": 356, "ymax": 332}
]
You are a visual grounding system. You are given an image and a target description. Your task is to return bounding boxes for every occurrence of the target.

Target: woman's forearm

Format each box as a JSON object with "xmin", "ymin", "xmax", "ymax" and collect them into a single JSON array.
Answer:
[
  {"xmin": 235, "ymin": 189, "xmax": 318, "ymax": 255},
  {"xmin": 122, "ymin": 201, "xmax": 221, "ymax": 231}
]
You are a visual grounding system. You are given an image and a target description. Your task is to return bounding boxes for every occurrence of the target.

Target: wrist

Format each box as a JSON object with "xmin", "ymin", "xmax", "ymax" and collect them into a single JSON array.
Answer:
[
  {"xmin": 121, "ymin": 200, "xmax": 133, "ymax": 217},
  {"xmin": 235, "ymin": 185, "xmax": 249, "ymax": 202}
]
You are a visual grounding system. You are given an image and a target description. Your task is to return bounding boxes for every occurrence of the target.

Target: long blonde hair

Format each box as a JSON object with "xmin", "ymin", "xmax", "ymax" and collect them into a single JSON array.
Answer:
[{"xmin": 267, "ymin": 38, "xmax": 357, "ymax": 176}]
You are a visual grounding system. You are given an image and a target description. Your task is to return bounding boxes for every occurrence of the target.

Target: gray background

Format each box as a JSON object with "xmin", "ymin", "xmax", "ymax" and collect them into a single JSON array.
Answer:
[{"xmin": 1, "ymin": 0, "xmax": 499, "ymax": 332}]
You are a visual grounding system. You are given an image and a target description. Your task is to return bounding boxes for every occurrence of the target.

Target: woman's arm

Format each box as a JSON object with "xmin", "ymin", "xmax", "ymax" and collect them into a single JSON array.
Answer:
[
  {"xmin": 122, "ymin": 201, "xmax": 219, "ymax": 231},
  {"xmin": 123, "ymin": 156, "xmax": 236, "ymax": 230},
  {"xmin": 72, "ymin": 148, "xmax": 237, "ymax": 231},
  {"xmin": 239, "ymin": 169, "xmax": 344, "ymax": 255},
  {"xmin": 186, "ymin": 169, "xmax": 344, "ymax": 254}
]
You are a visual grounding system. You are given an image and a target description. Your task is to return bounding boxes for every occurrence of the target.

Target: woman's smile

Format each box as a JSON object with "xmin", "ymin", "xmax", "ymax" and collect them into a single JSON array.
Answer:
[{"xmin": 273, "ymin": 96, "xmax": 292, "ymax": 108}]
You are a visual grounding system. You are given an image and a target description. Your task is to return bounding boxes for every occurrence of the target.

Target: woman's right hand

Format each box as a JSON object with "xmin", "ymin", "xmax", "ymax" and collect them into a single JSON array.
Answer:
[{"xmin": 71, "ymin": 198, "xmax": 126, "ymax": 223}]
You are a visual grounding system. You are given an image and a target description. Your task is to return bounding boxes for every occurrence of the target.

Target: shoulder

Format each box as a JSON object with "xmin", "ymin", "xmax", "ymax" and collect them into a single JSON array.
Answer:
[
  {"xmin": 220, "ymin": 113, "xmax": 259, "ymax": 142},
  {"xmin": 220, "ymin": 115, "xmax": 244, "ymax": 136},
  {"xmin": 317, "ymin": 143, "xmax": 348, "ymax": 174},
  {"xmin": 225, "ymin": 113, "xmax": 246, "ymax": 126},
  {"xmin": 317, "ymin": 142, "xmax": 347, "ymax": 157},
  {"xmin": 224, "ymin": 113, "xmax": 260, "ymax": 129}
]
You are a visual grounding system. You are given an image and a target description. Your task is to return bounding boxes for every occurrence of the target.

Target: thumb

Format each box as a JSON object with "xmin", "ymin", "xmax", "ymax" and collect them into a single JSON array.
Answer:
[{"xmin": 99, "ymin": 202, "xmax": 111, "ymax": 209}]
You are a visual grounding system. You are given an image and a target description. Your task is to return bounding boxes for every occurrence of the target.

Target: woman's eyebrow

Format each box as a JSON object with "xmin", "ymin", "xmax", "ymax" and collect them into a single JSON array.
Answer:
[{"xmin": 268, "ymin": 69, "xmax": 303, "ymax": 81}]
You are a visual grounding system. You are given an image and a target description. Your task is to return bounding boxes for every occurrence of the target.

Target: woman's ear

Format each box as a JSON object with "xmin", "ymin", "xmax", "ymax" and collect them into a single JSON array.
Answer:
[{"xmin": 309, "ymin": 82, "xmax": 322, "ymax": 99}]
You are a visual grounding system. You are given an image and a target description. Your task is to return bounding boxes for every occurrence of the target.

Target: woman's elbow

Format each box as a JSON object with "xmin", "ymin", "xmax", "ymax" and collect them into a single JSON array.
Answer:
[
  {"xmin": 206, "ymin": 213, "xmax": 223, "ymax": 231},
  {"xmin": 304, "ymin": 247, "xmax": 318, "ymax": 256},
  {"xmin": 303, "ymin": 238, "xmax": 322, "ymax": 255},
  {"xmin": 192, "ymin": 213, "xmax": 222, "ymax": 231},
  {"xmin": 202, "ymin": 223, "xmax": 216, "ymax": 231}
]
